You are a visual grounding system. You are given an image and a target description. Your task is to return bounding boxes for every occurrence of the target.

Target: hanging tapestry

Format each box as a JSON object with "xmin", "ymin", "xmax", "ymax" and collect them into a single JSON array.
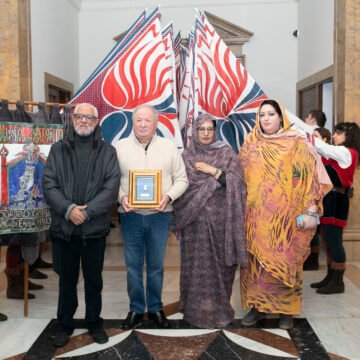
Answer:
[{"xmin": 0, "ymin": 122, "xmax": 63, "ymax": 234}]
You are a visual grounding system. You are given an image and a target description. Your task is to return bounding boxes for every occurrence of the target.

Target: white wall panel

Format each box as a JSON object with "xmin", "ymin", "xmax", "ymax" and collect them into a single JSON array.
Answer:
[
  {"xmin": 31, "ymin": 0, "xmax": 79, "ymax": 101},
  {"xmin": 297, "ymin": 0, "xmax": 334, "ymax": 81}
]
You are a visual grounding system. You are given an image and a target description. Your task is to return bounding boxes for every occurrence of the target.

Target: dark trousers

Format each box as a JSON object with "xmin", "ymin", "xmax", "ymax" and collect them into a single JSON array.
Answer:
[
  {"xmin": 53, "ymin": 236, "xmax": 106, "ymax": 331},
  {"xmin": 323, "ymin": 224, "xmax": 346, "ymax": 263},
  {"xmin": 309, "ymin": 226, "xmax": 320, "ymax": 248}
]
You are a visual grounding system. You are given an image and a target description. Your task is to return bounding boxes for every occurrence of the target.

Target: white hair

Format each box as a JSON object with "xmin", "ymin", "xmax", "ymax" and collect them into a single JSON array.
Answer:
[
  {"xmin": 132, "ymin": 104, "xmax": 158, "ymax": 123},
  {"xmin": 74, "ymin": 103, "xmax": 98, "ymax": 118}
]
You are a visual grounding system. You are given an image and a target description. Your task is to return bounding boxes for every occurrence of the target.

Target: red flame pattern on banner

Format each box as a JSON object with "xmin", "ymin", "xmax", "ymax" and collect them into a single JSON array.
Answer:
[
  {"xmin": 196, "ymin": 26, "xmax": 249, "ymax": 118},
  {"xmin": 102, "ymin": 24, "xmax": 172, "ymax": 109}
]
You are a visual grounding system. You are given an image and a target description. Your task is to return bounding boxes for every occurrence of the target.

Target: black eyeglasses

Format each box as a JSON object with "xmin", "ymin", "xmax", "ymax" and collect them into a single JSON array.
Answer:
[
  {"xmin": 73, "ymin": 114, "xmax": 98, "ymax": 122},
  {"xmin": 197, "ymin": 127, "xmax": 215, "ymax": 134}
]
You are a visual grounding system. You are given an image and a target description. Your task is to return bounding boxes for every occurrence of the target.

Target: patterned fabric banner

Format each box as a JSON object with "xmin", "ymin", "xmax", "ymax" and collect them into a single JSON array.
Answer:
[
  {"xmin": 71, "ymin": 8, "xmax": 183, "ymax": 149},
  {"xmin": 71, "ymin": 8, "xmax": 273, "ymax": 153},
  {"xmin": 0, "ymin": 122, "xmax": 63, "ymax": 234},
  {"xmin": 180, "ymin": 11, "xmax": 268, "ymax": 153}
]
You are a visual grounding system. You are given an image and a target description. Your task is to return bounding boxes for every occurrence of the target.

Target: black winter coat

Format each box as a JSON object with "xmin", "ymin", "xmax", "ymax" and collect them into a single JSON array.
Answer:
[{"xmin": 43, "ymin": 125, "xmax": 120, "ymax": 240}]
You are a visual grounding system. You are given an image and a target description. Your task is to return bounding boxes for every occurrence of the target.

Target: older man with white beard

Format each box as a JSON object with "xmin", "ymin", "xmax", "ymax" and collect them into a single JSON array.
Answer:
[{"xmin": 43, "ymin": 103, "xmax": 120, "ymax": 347}]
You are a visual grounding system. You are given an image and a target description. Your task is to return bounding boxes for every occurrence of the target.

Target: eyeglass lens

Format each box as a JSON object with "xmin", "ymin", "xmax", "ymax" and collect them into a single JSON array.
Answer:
[
  {"xmin": 74, "ymin": 114, "xmax": 97, "ymax": 121},
  {"xmin": 198, "ymin": 127, "xmax": 215, "ymax": 133}
]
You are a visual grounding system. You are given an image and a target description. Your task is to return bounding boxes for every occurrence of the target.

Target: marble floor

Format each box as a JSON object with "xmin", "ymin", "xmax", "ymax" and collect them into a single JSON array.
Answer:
[{"xmin": 0, "ymin": 227, "xmax": 360, "ymax": 359}]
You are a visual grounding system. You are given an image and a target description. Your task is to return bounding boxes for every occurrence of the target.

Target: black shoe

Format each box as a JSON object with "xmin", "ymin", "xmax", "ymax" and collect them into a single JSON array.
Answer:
[
  {"xmin": 28, "ymin": 280, "xmax": 44, "ymax": 290},
  {"xmin": 311, "ymin": 266, "xmax": 333, "ymax": 288},
  {"xmin": 241, "ymin": 308, "xmax": 266, "ymax": 326},
  {"xmin": 7, "ymin": 290, "xmax": 35, "ymax": 300},
  {"xmin": 279, "ymin": 314, "xmax": 293, "ymax": 330},
  {"xmin": 34, "ymin": 257, "xmax": 53, "ymax": 269},
  {"xmin": 89, "ymin": 328, "xmax": 108, "ymax": 344},
  {"xmin": 29, "ymin": 269, "xmax": 48, "ymax": 279},
  {"xmin": 316, "ymin": 268, "xmax": 345, "ymax": 294},
  {"xmin": 303, "ymin": 252, "xmax": 319, "ymax": 271},
  {"xmin": 0, "ymin": 312, "xmax": 7, "ymax": 321},
  {"xmin": 122, "ymin": 311, "xmax": 144, "ymax": 329},
  {"xmin": 148, "ymin": 310, "xmax": 171, "ymax": 328},
  {"xmin": 52, "ymin": 329, "xmax": 73, "ymax": 347}
]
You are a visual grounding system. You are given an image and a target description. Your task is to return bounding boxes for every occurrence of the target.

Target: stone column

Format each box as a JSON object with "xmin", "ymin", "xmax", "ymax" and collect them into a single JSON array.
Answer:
[
  {"xmin": 334, "ymin": 0, "xmax": 360, "ymax": 259},
  {"xmin": 0, "ymin": 0, "xmax": 32, "ymax": 101}
]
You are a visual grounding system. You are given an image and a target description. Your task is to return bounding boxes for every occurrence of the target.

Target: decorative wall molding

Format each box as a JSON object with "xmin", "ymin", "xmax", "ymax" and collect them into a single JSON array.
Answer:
[
  {"xmin": 204, "ymin": 11, "xmax": 253, "ymax": 62},
  {"xmin": 113, "ymin": 11, "xmax": 253, "ymax": 64}
]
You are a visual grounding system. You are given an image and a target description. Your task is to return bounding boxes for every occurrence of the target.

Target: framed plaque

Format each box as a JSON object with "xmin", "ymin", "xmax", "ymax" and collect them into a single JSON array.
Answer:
[{"xmin": 129, "ymin": 170, "xmax": 162, "ymax": 208}]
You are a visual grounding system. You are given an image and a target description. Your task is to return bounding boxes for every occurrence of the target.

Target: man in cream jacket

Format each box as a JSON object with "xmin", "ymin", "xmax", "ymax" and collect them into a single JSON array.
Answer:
[{"xmin": 115, "ymin": 104, "xmax": 188, "ymax": 329}]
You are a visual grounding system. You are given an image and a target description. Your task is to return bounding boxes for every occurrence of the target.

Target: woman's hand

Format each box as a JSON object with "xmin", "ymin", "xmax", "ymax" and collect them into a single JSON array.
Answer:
[
  {"xmin": 297, "ymin": 214, "xmax": 318, "ymax": 230},
  {"xmin": 195, "ymin": 162, "xmax": 217, "ymax": 176},
  {"xmin": 195, "ymin": 162, "xmax": 215, "ymax": 175}
]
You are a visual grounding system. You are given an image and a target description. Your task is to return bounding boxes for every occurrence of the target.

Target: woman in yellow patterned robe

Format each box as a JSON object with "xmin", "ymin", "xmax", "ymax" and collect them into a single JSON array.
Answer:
[{"xmin": 239, "ymin": 99, "xmax": 331, "ymax": 329}]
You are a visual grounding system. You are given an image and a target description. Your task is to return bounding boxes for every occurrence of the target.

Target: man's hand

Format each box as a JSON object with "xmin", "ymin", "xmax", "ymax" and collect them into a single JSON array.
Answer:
[
  {"xmin": 121, "ymin": 195, "xmax": 135, "ymax": 213},
  {"xmin": 69, "ymin": 205, "xmax": 87, "ymax": 225},
  {"xmin": 155, "ymin": 195, "xmax": 170, "ymax": 212}
]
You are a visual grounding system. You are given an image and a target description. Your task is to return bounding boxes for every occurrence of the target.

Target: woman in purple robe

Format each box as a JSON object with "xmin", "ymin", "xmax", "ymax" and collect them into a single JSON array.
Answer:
[{"xmin": 172, "ymin": 113, "xmax": 247, "ymax": 328}]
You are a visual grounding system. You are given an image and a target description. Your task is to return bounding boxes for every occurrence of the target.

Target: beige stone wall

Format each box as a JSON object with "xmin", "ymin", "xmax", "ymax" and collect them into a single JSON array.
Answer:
[
  {"xmin": 0, "ymin": 0, "xmax": 32, "ymax": 101},
  {"xmin": 334, "ymin": 0, "xmax": 360, "ymax": 260}
]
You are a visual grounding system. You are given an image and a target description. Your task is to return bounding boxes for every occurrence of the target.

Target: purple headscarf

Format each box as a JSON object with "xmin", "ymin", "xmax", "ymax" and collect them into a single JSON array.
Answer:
[{"xmin": 172, "ymin": 114, "xmax": 247, "ymax": 266}]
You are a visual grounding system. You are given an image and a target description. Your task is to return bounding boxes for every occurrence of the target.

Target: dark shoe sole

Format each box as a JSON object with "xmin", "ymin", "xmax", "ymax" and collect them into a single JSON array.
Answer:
[
  {"xmin": 316, "ymin": 286, "xmax": 345, "ymax": 294},
  {"xmin": 122, "ymin": 321, "xmax": 143, "ymax": 330},
  {"xmin": 279, "ymin": 320, "xmax": 294, "ymax": 330},
  {"xmin": 303, "ymin": 265, "xmax": 319, "ymax": 271},
  {"xmin": 35, "ymin": 261, "xmax": 53, "ymax": 269},
  {"xmin": 52, "ymin": 335, "xmax": 70, "ymax": 347},
  {"xmin": 90, "ymin": 330, "xmax": 109, "ymax": 344},
  {"xmin": 150, "ymin": 321, "xmax": 171, "ymax": 329},
  {"xmin": 93, "ymin": 337, "xmax": 109, "ymax": 344},
  {"xmin": 311, "ymin": 278, "xmax": 332, "ymax": 288},
  {"xmin": 311, "ymin": 283, "xmax": 328, "ymax": 289},
  {"xmin": 122, "ymin": 319, "xmax": 144, "ymax": 330},
  {"xmin": 7, "ymin": 292, "xmax": 35, "ymax": 300},
  {"xmin": 122, "ymin": 311, "xmax": 145, "ymax": 330},
  {"xmin": 241, "ymin": 314, "xmax": 266, "ymax": 326},
  {"xmin": 29, "ymin": 270, "xmax": 48, "ymax": 279},
  {"xmin": 28, "ymin": 282, "xmax": 44, "ymax": 291},
  {"xmin": 148, "ymin": 311, "xmax": 171, "ymax": 328},
  {"xmin": 241, "ymin": 318, "xmax": 265, "ymax": 326}
]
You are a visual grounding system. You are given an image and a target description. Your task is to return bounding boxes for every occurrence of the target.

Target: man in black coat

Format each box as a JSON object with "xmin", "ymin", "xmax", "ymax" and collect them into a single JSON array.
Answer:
[{"xmin": 43, "ymin": 103, "xmax": 120, "ymax": 347}]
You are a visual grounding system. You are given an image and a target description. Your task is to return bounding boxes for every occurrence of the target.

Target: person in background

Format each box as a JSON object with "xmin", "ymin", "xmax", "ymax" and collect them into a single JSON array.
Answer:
[
  {"xmin": 310, "ymin": 122, "xmax": 360, "ymax": 294},
  {"xmin": 43, "ymin": 103, "xmax": 120, "ymax": 347},
  {"xmin": 314, "ymin": 127, "xmax": 331, "ymax": 144},
  {"xmin": 239, "ymin": 99, "xmax": 331, "ymax": 330},
  {"xmin": 5, "ymin": 244, "xmax": 42, "ymax": 300},
  {"xmin": 303, "ymin": 110, "xmax": 328, "ymax": 270},
  {"xmin": 172, "ymin": 113, "xmax": 247, "ymax": 329},
  {"xmin": 116, "ymin": 104, "xmax": 188, "ymax": 330},
  {"xmin": 304, "ymin": 109, "xmax": 327, "ymax": 128},
  {"xmin": 0, "ymin": 241, "xmax": 8, "ymax": 321}
]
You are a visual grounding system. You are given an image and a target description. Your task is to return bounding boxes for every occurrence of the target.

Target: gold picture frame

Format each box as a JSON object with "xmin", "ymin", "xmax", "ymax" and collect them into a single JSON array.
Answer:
[{"xmin": 129, "ymin": 170, "xmax": 162, "ymax": 208}]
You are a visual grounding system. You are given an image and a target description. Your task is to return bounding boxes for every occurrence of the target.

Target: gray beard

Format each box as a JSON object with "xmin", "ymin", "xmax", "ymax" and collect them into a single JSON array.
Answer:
[{"xmin": 74, "ymin": 124, "xmax": 95, "ymax": 137}]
